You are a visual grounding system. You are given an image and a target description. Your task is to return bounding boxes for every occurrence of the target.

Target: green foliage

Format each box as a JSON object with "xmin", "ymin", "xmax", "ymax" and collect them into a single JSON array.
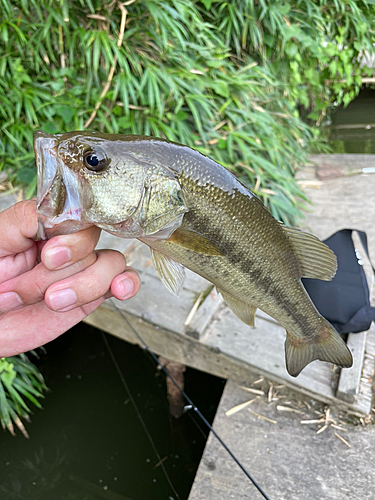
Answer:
[
  {"xmin": 0, "ymin": 0, "xmax": 314, "ymax": 224},
  {"xmin": 0, "ymin": 355, "xmax": 47, "ymax": 437},
  {"xmin": 202, "ymin": 0, "xmax": 375, "ymax": 122},
  {"xmin": 0, "ymin": 0, "xmax": 374, "ymax": 222}
]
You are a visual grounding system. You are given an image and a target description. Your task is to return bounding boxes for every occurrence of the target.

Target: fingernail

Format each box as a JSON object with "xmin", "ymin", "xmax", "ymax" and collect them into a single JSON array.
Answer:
[
  {"xmin": 49, "ymin": 288, "xmax": 77, "ymax": 311},
  {"xmin": 118, "ymin": 277, "xmax": 134, "ymax": 299},
  {"xmin": 0, "ymin": 292, "xmax": 23, "ymax": 312},
  {"xmin": 44, "ymin": 246, "xmax": 72, "ymax": 269}
]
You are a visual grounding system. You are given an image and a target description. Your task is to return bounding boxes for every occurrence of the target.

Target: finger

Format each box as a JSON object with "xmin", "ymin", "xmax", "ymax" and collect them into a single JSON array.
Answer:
[
  {"xmin": 41, "ymin": 225, "xmax": 102, "ymax": 270},
  {"xmin": 0, "ymin": 200, "xmax": 38, "ymax": 257},
  {"xmin": 45, "ymin": 250, "xmax": 129, "ymax": 312},
  {"xmin": 0, "ymin": 296, "xmax": 106, "ymax": 358},
  {"xmin": 0, "ymin": 245, "xmax": 37, "ymax": 285},
  {"xmin": 111, "ymin": 267, "xmax": 142, "ymax": 300},
  {"xmin": 0, "ymin": 252, "xmax": 98, "ymax": 312}
]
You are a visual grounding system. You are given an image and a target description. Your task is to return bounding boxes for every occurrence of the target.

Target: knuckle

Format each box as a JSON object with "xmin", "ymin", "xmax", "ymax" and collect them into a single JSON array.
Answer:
[
  {"xmin": 110, "ymin": 250, "xmax": 127, "ymax": 270},
  {"xmin": 33, "ymin": 274, "xmax": 48, "ymax": 298},
  {"xmin": 80, "ymin": 273, "xmax": 107, "ymax": 300},
  {"xmin": 96, "ymin": 249, "xmax": 126, "ymax": 272},
  {"xmin": 76, "ymin": 226, "xmax": 100, "ymax": 251},
  {"xmin": 71, "ymin": 252, "xmax": 97, "ymax": 273},
  {"xmin": 13, "ymin": 200, "xmax": 37, "ymax": 233}
]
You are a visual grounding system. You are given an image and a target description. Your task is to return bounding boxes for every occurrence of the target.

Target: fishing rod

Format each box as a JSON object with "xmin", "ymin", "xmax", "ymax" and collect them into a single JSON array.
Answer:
[{"xmin": 110, "ymin": 299, "xmax": 272, "ymax": 500}]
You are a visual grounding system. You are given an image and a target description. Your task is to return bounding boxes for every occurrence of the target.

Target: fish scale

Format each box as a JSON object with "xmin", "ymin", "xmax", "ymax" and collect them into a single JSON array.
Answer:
[
  {"xmin": 34, "ymin": 130, "xmax": 353, "ymax": 377},
  {"xmin": 146, "ymin": 173, "xmax": 310, "ymax": 329}
]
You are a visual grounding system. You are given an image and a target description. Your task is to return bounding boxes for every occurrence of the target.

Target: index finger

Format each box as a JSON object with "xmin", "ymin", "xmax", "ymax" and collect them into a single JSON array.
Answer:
[{"xmin": 0, "ymin": 200, "xmax": 38, "ymax": 257}]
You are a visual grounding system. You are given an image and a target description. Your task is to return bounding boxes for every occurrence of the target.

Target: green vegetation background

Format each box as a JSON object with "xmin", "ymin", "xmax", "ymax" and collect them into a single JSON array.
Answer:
[
  {"xmin": 2, "ymin": 0, "xmax": 374, "ymax": 224},
  {"xmin": 0, "ymin": 0, "xmax": 374, "ymax": 433}
]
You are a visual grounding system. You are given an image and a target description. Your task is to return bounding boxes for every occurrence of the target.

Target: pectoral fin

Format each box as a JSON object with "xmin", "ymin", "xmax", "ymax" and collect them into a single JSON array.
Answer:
[
  {"xmin": 217, "ymin": 288, "xmax": 257, "ymax": 327},
  {"xmin": 281, "ymin": 225, "xmax": 337, "ymax": 281},
  {"xmin": 167, "ymin": 228, "xmax": 223, "ymax": 256},
  {"xmin": 150, "ymin": 248, "xmax": 186, "ymax": 296}
]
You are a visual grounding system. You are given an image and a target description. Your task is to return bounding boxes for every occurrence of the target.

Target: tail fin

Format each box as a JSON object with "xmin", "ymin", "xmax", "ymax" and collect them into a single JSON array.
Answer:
[{"xmin": 285, "ymin": 320, "xmax": 353, "ymax": 377}]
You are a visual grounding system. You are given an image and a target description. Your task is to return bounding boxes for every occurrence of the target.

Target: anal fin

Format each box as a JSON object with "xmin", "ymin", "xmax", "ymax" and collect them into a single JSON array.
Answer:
[
  {"xmin": 217, "ymin": 288, "xmax": 257, "ymax": 327},
  {"xmin": 150, "ymin": 248, "xmax": 186, "ymax": 296}
]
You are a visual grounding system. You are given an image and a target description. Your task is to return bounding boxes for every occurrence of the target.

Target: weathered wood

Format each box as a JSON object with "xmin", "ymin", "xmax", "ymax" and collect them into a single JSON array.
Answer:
[
  {"xmin": 158, "ymin": 356, "xmax": 186, "ymax": 418},
  {"xmin": 84, "ymin": 300, "xmax": 373, "ymax": 415},
  {"xmin": 336, "ymin": 331, "xmax": 367, "ymax": 403},
  {"xmin": 184, "ymin": 287, "xmax": 223, "ymax": 339},
  {"xmin": 202, "ymin": 303, "xmax": 339, "ymax": 404},
  {"xmin": 83, "ymin": 303, "xmax": 277, "ymax": 384},
  {"xmin": 104, "ymin": 271, "xmax": 196, "ymax": 335},
  {"xmin": 188, "ymin": 379, "xmax": 375, "ymax": 500},
  {"xmin": 297, "ymin": 156, "xmax": 375, "ymax": 263},
  {"xmin": 336, "ymin": 230, "xmax": 374, "ymax": 404},
  {"xmin": 309, "ymin": 153, "xmax": 375, "ymax": 171},
  {"xmin": 355, "ymin": 323, "xmax": 375, "ymax": 416}
]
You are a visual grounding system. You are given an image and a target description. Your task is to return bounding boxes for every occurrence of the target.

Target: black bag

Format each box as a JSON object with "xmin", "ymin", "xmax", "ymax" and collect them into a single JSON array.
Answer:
[{"xmin": 302, "ymin": 229, "xmax": 375, "ymax": 334}]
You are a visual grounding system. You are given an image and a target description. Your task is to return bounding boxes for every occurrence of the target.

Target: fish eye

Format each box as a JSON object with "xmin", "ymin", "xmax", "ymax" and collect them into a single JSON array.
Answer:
[{"xmin": 83, "ymin": 149, "xmax": 107, "ymax": 172}]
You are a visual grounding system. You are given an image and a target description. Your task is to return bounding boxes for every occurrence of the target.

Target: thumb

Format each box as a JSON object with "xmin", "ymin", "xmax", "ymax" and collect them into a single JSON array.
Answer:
[{"xmin": 0, "ymin": 200, "xmax": 38, "ymax": 257}]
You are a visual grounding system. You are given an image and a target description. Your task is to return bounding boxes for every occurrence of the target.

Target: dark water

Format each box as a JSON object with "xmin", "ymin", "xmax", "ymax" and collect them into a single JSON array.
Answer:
[
  {"xmin": 329, "ymin": 87, "xmax": 375, "ymax": 153},
  {"xmin": 0, "ymin": 324, "xmax": 225, "ymax": 500}
]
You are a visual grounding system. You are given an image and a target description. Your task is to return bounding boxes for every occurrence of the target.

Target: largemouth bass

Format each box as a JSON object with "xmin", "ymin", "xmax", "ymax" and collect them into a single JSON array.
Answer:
[{"xmin": 34, "ymin": 131, "xmax": 353, "ymax": 377}]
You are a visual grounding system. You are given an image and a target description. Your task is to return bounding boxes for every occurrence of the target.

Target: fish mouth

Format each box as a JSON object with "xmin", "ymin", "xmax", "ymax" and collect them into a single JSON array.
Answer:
[{"xmin": 34, "ymin": 130, "xmax": 91, "ymax": 239}]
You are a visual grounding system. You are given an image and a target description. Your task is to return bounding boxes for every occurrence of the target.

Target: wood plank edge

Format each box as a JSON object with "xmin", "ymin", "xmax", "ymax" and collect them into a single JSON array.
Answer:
[
  {"xmin": 185, "ymin": 287, "xmax": 223, "ymax": 339},
  {"xmin": 83, "ymin": 305, "xmax": 371, "ymax": 416},
  {"xmin": 336, "ymin": 331, "xmax": 367, "ymax": 403}
]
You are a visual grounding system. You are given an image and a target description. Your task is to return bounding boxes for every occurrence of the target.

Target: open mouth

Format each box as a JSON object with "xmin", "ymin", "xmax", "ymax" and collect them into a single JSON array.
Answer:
[
  {"xmin": 34, "ymin": 130, "xmax": 61, "ymax": 218},
  {"xmin": 33, "ymin": 131, "xmax": 91, "ymax": 239}
]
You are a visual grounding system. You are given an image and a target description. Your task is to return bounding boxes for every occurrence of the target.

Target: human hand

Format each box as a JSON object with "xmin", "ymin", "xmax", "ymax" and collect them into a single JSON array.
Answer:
[{"xmin": 0, "ymin": 200, "xmax": 141, "ymax": 357}]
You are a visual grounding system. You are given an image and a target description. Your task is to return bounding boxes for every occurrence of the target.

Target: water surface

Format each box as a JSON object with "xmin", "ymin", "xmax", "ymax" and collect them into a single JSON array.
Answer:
[
  {"xmin": 329, "ymin": 88, "xmax": 375, "ymax": 153},
  {"xmin": 1, "ymin": 324, "xmax": 225, "ymax": 500}
]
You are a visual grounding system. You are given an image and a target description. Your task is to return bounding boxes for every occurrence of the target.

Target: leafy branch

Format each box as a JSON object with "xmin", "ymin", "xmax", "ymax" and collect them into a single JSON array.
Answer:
[{"xmin": 0, "ymin": 355, "xmax": 47, "ymax": 437}]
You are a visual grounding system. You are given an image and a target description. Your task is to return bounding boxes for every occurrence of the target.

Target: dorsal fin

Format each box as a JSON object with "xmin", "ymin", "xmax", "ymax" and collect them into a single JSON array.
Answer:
[{"xmin": 281, "ymin": 225, "xmax": 337, "ymax": 281}]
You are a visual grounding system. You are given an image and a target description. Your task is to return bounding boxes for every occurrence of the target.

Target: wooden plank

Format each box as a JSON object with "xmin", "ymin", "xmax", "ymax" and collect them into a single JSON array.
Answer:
[
  {"xmin": 185, "ymin": 287, "xmax": 223, "ymax": 339},
  {"xmin": 83, "ymin": 303, "xmax": 286, "ymax": 385},
  {"xmin": 336, "ymin": 230, "xmax": 374, "ymax": 404},
  {"xmin": 108, "ymin": 272, "xmax": 196, "ymax": 335},
  {"xmin": 296, "ymin": 159, "xmax": 375, "ymax": 412},
  {"xmin": 296, "ymin": 163, "xmax": 375, "ymax": 263},
  {"xmin": 354, "ymin": 323, "xmax": 375, "ymax": 416},
  {"xmin": 202, "ymin": 303, "xmax": 337, "ymax": 402},
  {"xmin": 336, "ymin": 331, "xmax": 367, "ymax": 403},
  {"xmin": 309, "ymin": 154, "xmax": 375, "ymax": 170},
  {"xmin": 188, "ymin": 379, "xmax": 375, "ymax": 500},
  {"xmin": 85, "ymin": 297, "xmax": 370, "ymax": 414}
]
